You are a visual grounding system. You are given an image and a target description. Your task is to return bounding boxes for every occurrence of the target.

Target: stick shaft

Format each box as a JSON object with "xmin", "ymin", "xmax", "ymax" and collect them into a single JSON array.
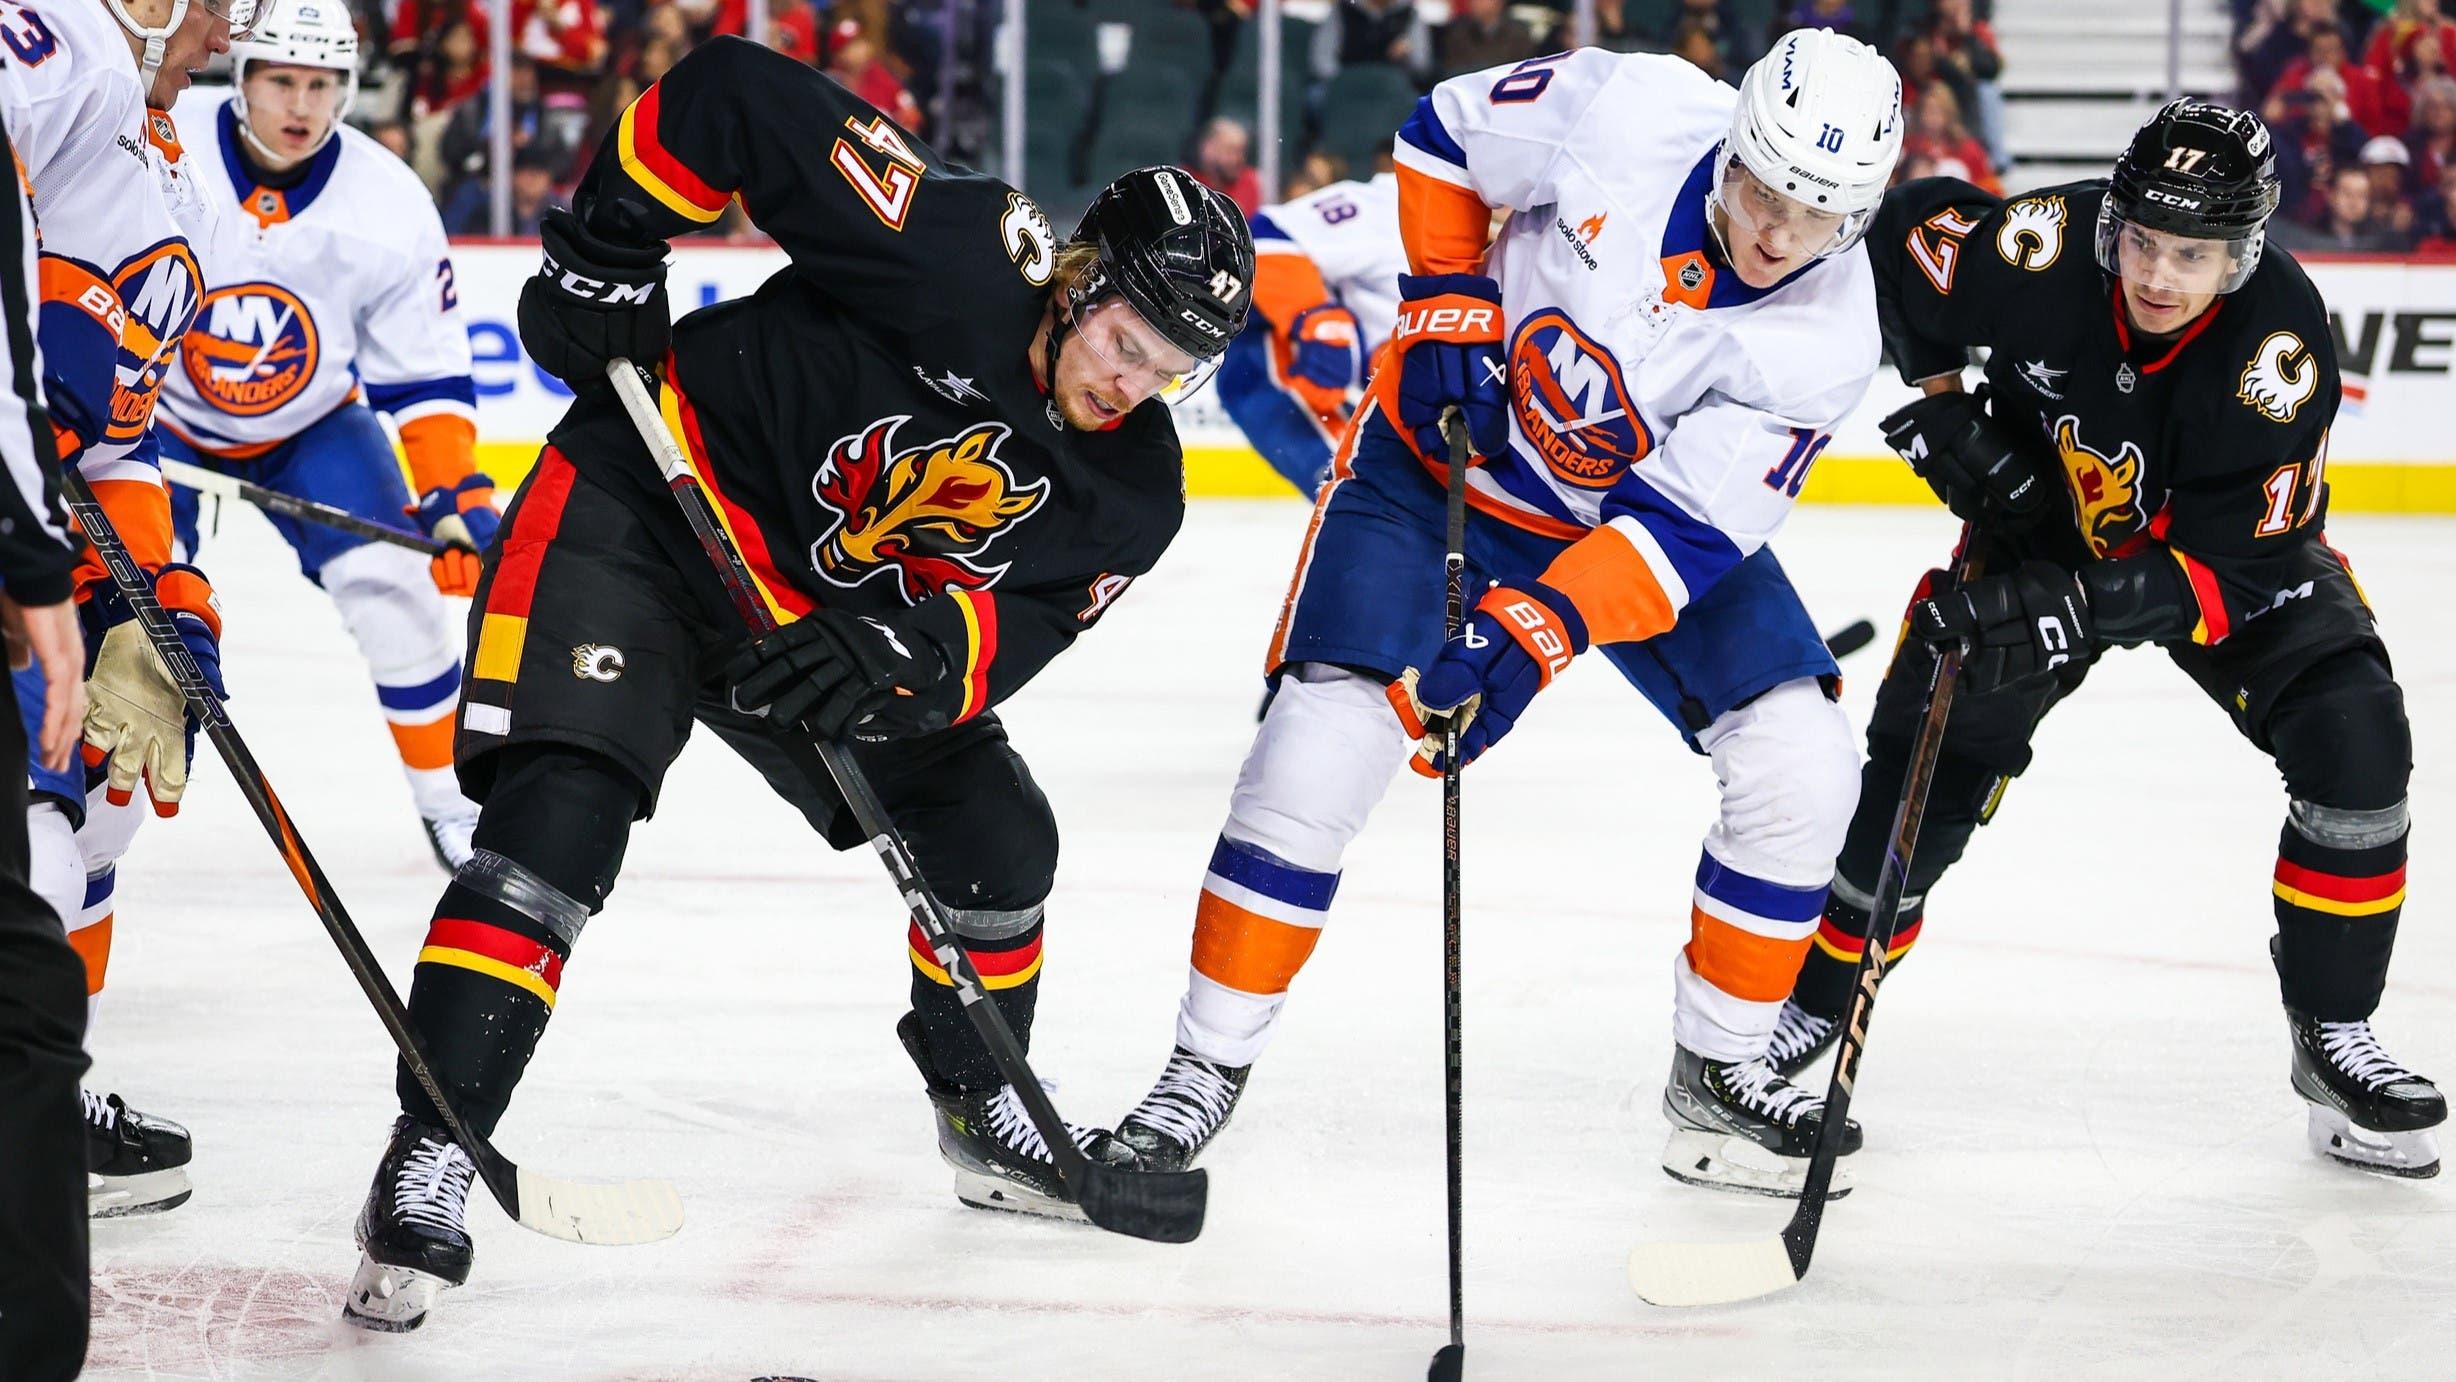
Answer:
[
  {"xmin": 1439, "ymin": 409, "xmax": 1469, "ymax": 1352},
  {"xmin": 160, "ymin": 457, "xmax": 447, "ymax": 556}
]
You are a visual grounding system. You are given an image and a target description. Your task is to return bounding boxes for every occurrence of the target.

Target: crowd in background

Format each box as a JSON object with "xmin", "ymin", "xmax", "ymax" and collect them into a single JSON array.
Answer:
[{"xmin": 2235, "ymin": 0, "xmax": 2456, "ymax": 251}]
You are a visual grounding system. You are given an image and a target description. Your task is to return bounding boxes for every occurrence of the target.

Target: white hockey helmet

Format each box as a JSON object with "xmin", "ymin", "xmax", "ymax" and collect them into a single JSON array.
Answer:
[
  {"xmin": 106, "ymin": 0, "xmax": 259, "ymax": 94},
  {"xmin": 229, "ymin": 0, "xmax": 359, "ymax": 161},
  {"xmin": 1714, "ymin": 27, "xmax": 1904, "ymax": 260}
]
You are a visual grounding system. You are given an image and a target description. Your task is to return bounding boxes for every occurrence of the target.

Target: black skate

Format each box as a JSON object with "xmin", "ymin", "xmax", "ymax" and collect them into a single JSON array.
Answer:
[
  {"xmin": 1766, "ymin": 999, "xmax": 1841, "ymax": 1080},
  {"xmin": 343, "ymin": 1117, "xmax": 477, "ymax": 1332},
  {"xmin": 1114, "ymin": 1045, "xmax": 1252, "ymax": 1172},
  {"xmin": 2287, "ymin": 1007, "xmax": 2444, "ymax": 1179},
  {"xmin": 1660, "ymin": 1045, "xmax": 1861, "ymax": 1199},
  {"xmin": 897, "ymin": 1012, "xmax": 1115, "ymax": 1222},
  {"xmin": 85, "ymin": 1089, "xmax": 192, "ymax": 1217}
]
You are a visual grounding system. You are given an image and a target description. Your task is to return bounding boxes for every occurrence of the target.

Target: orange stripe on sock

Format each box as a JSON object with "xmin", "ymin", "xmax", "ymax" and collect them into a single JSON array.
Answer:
[
  {"xmin": 387, "ymin": 713, "xmax": 457, "ymax": 771},
  {"xmin": 1685, "ymin": 906, "xmax": 1813, "ymax": 1003},
  {"xmin": 1190, "ymin": 890, "xmax": 1323, "ymax": 996},
  {"xmin": 66, "ymin": 913, "xmax": 111, "ymax": 996}
]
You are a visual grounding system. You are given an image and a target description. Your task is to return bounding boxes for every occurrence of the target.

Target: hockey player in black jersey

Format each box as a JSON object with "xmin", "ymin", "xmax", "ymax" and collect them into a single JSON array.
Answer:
[
  {"xmin": 340, "ymin": 37, "xmax": 1252, "ymax": 1331},
  {"xmin": 1767, "ymin": 100, "xmax": 2443, "ymax": 1179}
]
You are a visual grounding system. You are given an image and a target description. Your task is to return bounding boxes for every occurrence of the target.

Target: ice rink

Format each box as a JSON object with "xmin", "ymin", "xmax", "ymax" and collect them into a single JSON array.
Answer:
[{"xmin": 75, "ymin": 495, "xmax": 2455, "ymax": 1380}]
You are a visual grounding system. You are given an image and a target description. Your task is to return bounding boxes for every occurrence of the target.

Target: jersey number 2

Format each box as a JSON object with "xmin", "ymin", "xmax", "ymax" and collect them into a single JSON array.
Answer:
[{"xmin": 832, "ymin": 115, "xmax": 925, "ymax": 231}]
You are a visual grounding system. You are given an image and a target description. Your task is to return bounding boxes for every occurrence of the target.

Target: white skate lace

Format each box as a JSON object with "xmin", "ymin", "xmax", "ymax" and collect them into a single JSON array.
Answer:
[
  {"xmin": 2318, "ymin": 1021, "xmax": 2423, "ymax": 1091},
  {"xmin": 82, "ymin": 1089, "xmax": 120, "ymax": 1133},
  {"xmin": 1124, "ymin": 1052, "xmax": 1239, "ymax": 1150},
  {"xmin": 1768, "ymin": 1004, "xmax": 1835, "ymax": 1067},
  {"xmin": 1720, "ymin": 1058, "xmax": 1823, "ymax": 1128},
  {"xmin": 984, "ymin": 1086, "xmax": 1099, "ymax": 1164},
  {"xmin": 394, "ymin": 1134, "xmax": 475, "ymax": 1236}
]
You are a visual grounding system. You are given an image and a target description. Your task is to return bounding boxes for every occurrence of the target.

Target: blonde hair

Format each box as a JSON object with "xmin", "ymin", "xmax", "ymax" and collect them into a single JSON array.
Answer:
[{"xmin": 1052, "ymin": 241, "xmax": 1102, "ymax": 301}]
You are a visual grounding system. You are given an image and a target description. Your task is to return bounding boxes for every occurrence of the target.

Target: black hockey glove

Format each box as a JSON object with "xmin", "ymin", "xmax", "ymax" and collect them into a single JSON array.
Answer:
[
  {"xmin": 1910, "ymin": 560, "xmax": 2096, "ymax": 695},
  {"xmin": 724, "ymin": 609, "xmax": 953, "ymax": 743},
  {"xmin": 1882, "ymin": 388, "xmax": 2053, "ymax": 533},
  {"xmin": 517, "ymin": 208, "xmax": 671, "ymax": 391}
]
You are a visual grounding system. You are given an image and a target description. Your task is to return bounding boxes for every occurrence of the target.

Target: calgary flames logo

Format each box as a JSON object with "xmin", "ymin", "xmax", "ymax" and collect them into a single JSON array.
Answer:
[
  {"xmin": 182, "ymin": 282, "xmax": 318, "ymax": 417},
  {"xmin": 811, "ymin": 415, "xmax": 1048, "ymax": 603},
  {"xmin": 2237, "ymin": 331, "xmax": 2317, "ymax": 424},
  {"xmin": 2050, "ymin": 415, "xmax": 2145, "ymax": 556}
]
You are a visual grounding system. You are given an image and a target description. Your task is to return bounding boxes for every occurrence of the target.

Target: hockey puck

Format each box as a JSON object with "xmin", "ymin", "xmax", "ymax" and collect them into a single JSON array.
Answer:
[{"xmin": 1824, "ymin": 619, "xmax": 1878, "ymax": 660}]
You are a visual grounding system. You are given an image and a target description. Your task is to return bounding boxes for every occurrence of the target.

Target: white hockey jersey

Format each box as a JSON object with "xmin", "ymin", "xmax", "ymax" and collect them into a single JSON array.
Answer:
[
  {"xmin": 1389, "ymin": 48, "xmax": 1880, "ymax": 639},
  {"xmin": 163, "ymin": 87, "xmax": 475, "ymax": 483},
  {"xmin": 1251, "ymin": 172, "xmax": 1404, "ymax": 356}
]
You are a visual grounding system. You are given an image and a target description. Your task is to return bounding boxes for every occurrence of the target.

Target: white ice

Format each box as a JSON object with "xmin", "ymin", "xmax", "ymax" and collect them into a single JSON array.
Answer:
[{"xmin": 80, "ymin": 496, "xmax": 2456, "ymax": 1379}]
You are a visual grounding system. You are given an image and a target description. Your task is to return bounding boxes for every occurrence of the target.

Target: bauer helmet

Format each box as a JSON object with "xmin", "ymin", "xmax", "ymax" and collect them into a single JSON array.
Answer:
[
  {"xmin": 1066, "ymin": 167, "xmax": 1254, "ymax": 397},
  {"xmin": 2096, "ymin": 99, "xmax": 2281, "ymax": 296},
  {"xmin": 1713, "ymin": 27, "xmax": 1903, "ymax": 262},
  {"xmin": 230, "ymin": 0, "xmax": 359, "ymax": 162}
]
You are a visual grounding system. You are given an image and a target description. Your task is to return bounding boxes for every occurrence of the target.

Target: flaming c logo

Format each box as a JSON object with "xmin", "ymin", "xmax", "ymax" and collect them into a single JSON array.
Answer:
[
  {"xmin": 2051, "ymin": 414, "xmax": 2145, "ymax": 557},
  {"xmin": 182, "ymin": 282, "xmax": 318, "ymax": 417},
  {"xmin": 811, "ymin": 416, "xmax": 1048, "ymax": 604}
]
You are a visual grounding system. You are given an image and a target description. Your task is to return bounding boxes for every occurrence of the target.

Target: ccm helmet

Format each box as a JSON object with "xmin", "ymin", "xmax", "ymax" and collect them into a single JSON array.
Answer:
[
  {"xmin": 230, "ymin": 0, "xmax": 360, "ymax": 163},
  {"xmin": 1714, "ymin": 27, "xmax": 1905, "ymax": 259},
  {"xmin": 2097, "ymin": 99, "xmax": 2281, "ymax": 295},
  {"xmin": 1069, "ymin": 167, "xmax": 1255, "ymax": 384}
]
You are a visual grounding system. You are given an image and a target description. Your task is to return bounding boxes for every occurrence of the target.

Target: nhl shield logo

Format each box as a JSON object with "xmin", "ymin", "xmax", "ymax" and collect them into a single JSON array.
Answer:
[{"xmin": 1678, "ymin": 260, "xmax": 1706, "ymax": 292}]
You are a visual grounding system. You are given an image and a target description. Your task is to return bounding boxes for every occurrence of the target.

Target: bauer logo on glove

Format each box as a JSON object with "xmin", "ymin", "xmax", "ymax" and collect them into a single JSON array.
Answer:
[{"xmin": 1390, "ymin": 581, "xmax": 1589, "ymax": 775}]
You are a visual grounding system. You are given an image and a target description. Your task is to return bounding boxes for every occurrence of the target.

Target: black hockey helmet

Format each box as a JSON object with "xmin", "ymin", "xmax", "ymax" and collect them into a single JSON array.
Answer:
[
  {"xmin": 1069, "ymin": 166, "xmax": 1255, "ymax": 365},
  {"xmin": 2095, "ymin": 99, "xmax": 2281, "ymax": 294}
]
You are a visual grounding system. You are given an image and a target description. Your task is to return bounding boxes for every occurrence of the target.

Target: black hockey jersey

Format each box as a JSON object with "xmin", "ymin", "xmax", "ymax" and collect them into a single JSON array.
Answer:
[
  {"xmin": 547, "ymin": 37, "xmax": 1183, "ymax": 729},
  {"xmin": 1870, "ymin": 177, "xmax": 2346, "ymax": 649}
]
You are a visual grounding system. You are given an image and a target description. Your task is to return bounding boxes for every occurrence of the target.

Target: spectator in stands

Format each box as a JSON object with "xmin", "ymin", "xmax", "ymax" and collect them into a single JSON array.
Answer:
[
  {"xmin": 2364, "ymin": 0, "xmax": 2456, "ymax": 83},
  {"xmin": 1439, "ymin": 0, "xmax": 1539, "ymax": 80},
  {"xmin": 2274, "ymin": 72, "xmax": 2373, "ymax": 220},
  {"xmin": 1188, "ymin": 116, "xmax": 1262, "ymax": 218},
  {"xmin": 2239, "ymin": 0, "xmax": 2345, "ymax": 104},
  {"xmin": 2416, "ymin": 162, "xmax": 2456, "ymax": 245},
  {"xmin": 2360, "ymin": 134, "xmax": 2420, "ymax": 239},
  {"xmin": 368, "ymin": 121, "xmax": 414, "ymax": 164},
  {"xmin": 2410, "ymin": 73, "xmax": 2456, "ymax": 187},
  {"xmin": 437, "ymin": 57, "xmax": 562, "ymax": 198},
  {"xmin": 2277, "ymin": 24, "xmax": 2407, "ymax": 135},
  {"xmin": 441, "ymin": 142, "xmax": 568, "ymax": 235},
  {"xmin": 826, "ymin": 17, "xmax": 926, "ymax": 134},
  {"xmin": 764, "ymin": 0, "xmax": 820, "ymax": 64},
  {"xmin": 511, "ymin": 0, "xmax": 608, "ymax": 88},
  {"xmin": 2278, "ymin": 163, "xmax": 2413, "ymax": 249},
  {"xmin": 1775, "ymin": 0, "xmax": 1875, "ymax": 49},
  {"xmin": 397, "ymin": 12, "xmax": 488, "ymax": 121},
  {"xmin": 1183, "ymin": 0, "xmax": 1249, "ymax": 147},
  {"xmin": 1902, "ymin": 82, "xmax": 2000, "ymax": 195},
  {"xmin": 1520, "ymin": 0, "xmax": 1625, "ymax": 50},
  {"xmin": 1922, "ymin": 0, "xmax": 2006, "ymax": 167},
  {"xmin": 1303, "ymin": 0, "xmax": 1432, "ymax": 155},
  {"xmin": 1894, "ymin": 28, "xmax": 1942, "ymax": 115},
  {"xmin": 1657, "ymin": 0, "xmax": 1747, "ymax": 69},
  {"xmin": 1282, "ymin": 149, "xmax": 1349, "ymax": 201},
  {"xmin": 1670, "ymin": 17, "xmax": 1727, "ymax": 83}
]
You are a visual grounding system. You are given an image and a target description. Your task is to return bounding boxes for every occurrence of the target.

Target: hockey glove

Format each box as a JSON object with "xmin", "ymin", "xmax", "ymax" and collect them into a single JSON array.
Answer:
[
  {"xmin": 1910, "ymin": 560, "xmax": 2095, "ymax": 695},
  {"xmin": 518, "ymin": 208, "xmax": 671, "ymax": 392},
  {"xmin": 1282, "ymin": 302, "xmax": 1363, "ymax": 416},
  {"xmin": 1390, "ymin": 273, "xmax": 1509, "ymax": 461},
  {"xmin": 1391, "ymin": 582, "xmax": 1588, "ymax": 775},
  {"xmin": 81, "ymin": 563, "xmax": 224, "ymax": 815},
  {"xmin": 1881, "ymin": 388, "xmax": 2054, "ymax": 533},
  {"xmin": 724, "ymin": 608, "xmax": 954, "ymax": 743},
  {"xmin": 410, "ymin": 474, "xmax": 500, "ymax": 597}
]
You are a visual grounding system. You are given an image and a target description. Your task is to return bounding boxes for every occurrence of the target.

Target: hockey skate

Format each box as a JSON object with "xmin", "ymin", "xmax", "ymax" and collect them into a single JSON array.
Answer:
[
  {"xmin": 85, "ymin": 1089, "xmax": 192, "ymax": 1217},
  {"xmin": 1766, "ymin": 999, "xmax": 1841, "ymax": 1079},
  {"xmin": 1660, "ymin": 1045, "xmax": 1861, "ymax": 1199},
  {"xmin": 1113, "ymin": 1045, "xmax": 1252, "ymax": 1173},
  {"xmin": 897, "ymin": 1012, "xmax": 1116, "ymax": 1222},
  {"xmin": 2286, "ymin": 1007, "xmax": 2445, "ymax": 1179},
  {"xmin": 423, "ymin": 809, "xmax": 479, "ymax": 872},
  {"xmin": 342, "ymin": 1116, "xmax": 476, "ymax": 1332}
]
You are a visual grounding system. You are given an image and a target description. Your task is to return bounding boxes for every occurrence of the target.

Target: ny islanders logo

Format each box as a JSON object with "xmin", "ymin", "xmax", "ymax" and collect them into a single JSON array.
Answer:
[
  {"xmin": 182, "ymin": 283, "xmax": 319, "ymax": 417},
  {"xmin": 1508, "ymin": 309, "xmax": 1651, "ymax": 489},
  {"xmin": 2050, "ymin": 415, "xmax": 2146, "ymax": 556},
  {"xmin": 811, "ymin": 416, "xmax": 1048, "ymax": 603},
  {"xmin": 104, "ymin": 239, "xmax": 202, "ymax": 446}
]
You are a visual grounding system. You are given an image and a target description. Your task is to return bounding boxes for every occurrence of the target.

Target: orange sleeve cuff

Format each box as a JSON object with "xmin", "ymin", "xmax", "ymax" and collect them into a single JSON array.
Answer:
[
  {"xmin": 70, "ymin": 476, "xmax": 173, "ymax": 594},
  {"xmin": 400, "ymin": 413, "xmax": 481, "ymax": 496},
  {"xmin": 153, "ymin": 565, "xmax": 221, "ymax": 642},
  {"xmin": 1251, "ymin": 252, "xmax": 1332, "ymax": 333},
  {"xmin": 1397, "ymin": 164, "xmax": 1494, "ymax": 276},
  {"xmin": 1537, "ymin": 524, "xmax": 1678, "ymax": 646}
]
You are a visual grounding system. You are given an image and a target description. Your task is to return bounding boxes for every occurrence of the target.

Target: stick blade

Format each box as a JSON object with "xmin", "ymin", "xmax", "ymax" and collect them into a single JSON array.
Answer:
[
  {"xmin": 1428, "ymin": 1342, "xmax": 1465, "ymax": 1381},
  {"xmin": 1075, "ymin": 1163, "xmax": 1208, "ymax": 1244},
  {"xmin": 513, "ymin": 1167, "xmax": 685, "ymax": 1245},
  {"xmin": 1627, "ymin": 1233, "xmax": 1800, "ymax": 1307}
]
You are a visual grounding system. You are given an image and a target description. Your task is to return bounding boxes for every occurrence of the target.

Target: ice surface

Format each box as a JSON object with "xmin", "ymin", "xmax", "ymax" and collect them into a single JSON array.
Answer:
[{"xmin": 80, "ymin": 498, "xmax": 2455, "ymax": 1379}]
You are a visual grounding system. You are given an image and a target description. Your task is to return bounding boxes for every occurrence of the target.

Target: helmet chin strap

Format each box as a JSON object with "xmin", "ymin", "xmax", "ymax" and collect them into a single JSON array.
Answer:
[{"xmin": 106, "ymin": 0, "xmax": 189, "ymax": 98}]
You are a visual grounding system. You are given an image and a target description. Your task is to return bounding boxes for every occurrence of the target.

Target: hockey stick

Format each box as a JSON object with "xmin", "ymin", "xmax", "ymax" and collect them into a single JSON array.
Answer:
[
  {"xmin": 604, "ymin": 359, "xmax": 1205, "ymax": 1245},
  {"xmin": 159, "ymin": 457, "xmax": 450, "ymax": 557},
  {"xmin": 1428, "ymin": 410, "xmax": 1470, "ymax": 1382},
  {"xmin": 59, "ymin": 472, "xmax": 681, "ymax": 1246},
  {"xmin": 1823, "ymin": 618, "xmax": 1876, "ymax": 661},
  {"xmin": 1627, "ymin": 535, "xmax": 1979, "ymax": 1307}
]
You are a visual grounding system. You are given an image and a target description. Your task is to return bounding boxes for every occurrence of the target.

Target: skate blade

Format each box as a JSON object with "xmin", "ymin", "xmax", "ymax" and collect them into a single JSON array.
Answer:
[
  {"xmin": 1660, "ymin": 1129, "xmax": 1853, "ymax": 1201},
  {"xmin": 341, "ymin": 1255, "xmax": 458, "ymax": 1333},
  {"xmin": 88, "ymin": 1168, "xmax": 192, "ymax": 1219},
  {"xmin": 2306, "ymin": 1106, "xmax": 2442, "ymax": 1179},
  {"xmin": 951, "ymin": 1167, "xmax": 1089, "ymax": 1224}
]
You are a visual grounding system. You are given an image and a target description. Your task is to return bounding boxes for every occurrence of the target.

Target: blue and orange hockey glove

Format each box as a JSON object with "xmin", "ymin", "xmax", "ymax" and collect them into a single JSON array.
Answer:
[
  {"xmin": 1282, "ymin": 301, "xmax": 1363, "ymax": 416},
  {"xmin": 411, "ymin": 474, "xmax": 500, "ymax": 596},
  {"xmin": 1390, "ymin": 273, "xmax": 1508, "ymax": 461},
  {"xmin": 1390, "ymin": 581, "xmax": 1588, "ymax": 774}
]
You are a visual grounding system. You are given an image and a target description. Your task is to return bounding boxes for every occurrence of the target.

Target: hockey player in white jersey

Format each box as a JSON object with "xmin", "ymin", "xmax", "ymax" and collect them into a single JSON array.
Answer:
[
  {"xmin": 163, "ymin": 0, "xmax": 490, "ymax": 870},
  {"xmin": 1218, "ymin": 167, "xmax": 1403, "ymax": 494},
  {"xmin": 2, "ymin": 0, "xmax": 250, "ymax": 1215},
  {"xmin": 1114, "ymin": 32, "xmax": 1903, "ymax": 1197}
]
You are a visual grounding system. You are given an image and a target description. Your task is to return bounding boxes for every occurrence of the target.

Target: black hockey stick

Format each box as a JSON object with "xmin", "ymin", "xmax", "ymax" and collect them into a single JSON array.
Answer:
[
  {"xmin": 59, "ymin": 471, "xmax": 681, "ymax": 1246},
  {"xmin": 1823, "ymin": 618, "xmax": 1876, "ymax": 661},
  {"xmin": 604, "ymin": 359, "xmax": 1204, "ymax": 1245},
  {"xmin": 1428, "ymin": 410, "xmax": 1470, "ymax": 1382},
  {"xmin": 1628, "ymin": 533, "xmax": 1979, "ymax": 1307},
  {"xmin": 159, "ymin": 457, "xmax": 450, "ymax": 557}
]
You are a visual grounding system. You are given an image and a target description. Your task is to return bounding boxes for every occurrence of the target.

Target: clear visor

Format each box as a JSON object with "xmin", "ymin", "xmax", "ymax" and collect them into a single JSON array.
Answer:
[
  {"xmin": 2094, "ymin": 212, "xmax": 2261, "ymax": 296},
  {"xmin": 1710, "ymin": 158, "xmax": 1867, "ymax": 264},
  {"xmin": 1068, "ymin": 295, "xmax": 1221, "ymax": 405},
  {"xmin": 201, "ymin": 0, "xmax": 259, "ymax": 41}
]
